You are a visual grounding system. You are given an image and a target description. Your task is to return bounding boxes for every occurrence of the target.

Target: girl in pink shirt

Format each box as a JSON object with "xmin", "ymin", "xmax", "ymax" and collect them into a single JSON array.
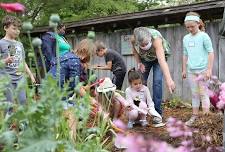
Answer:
[{"xmin": 125, "ymin": 68, "xmax": 164, "ymax": 128}]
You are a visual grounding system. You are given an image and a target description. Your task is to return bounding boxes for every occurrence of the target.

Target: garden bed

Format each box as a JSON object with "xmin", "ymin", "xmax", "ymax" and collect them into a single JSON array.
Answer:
[{"xmin": 113, "ymin": 102, "xmax": 223, "ymax": 152}]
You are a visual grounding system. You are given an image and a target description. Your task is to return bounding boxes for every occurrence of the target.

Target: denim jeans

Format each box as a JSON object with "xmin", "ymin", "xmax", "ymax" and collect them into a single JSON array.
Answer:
[
  {"xmin": 112, "ymin": 70, "xmax": 126, "ymax": 90},
  {"xmin": 141, "ymin": 59, "xmax": 163, "ymax": 115}
]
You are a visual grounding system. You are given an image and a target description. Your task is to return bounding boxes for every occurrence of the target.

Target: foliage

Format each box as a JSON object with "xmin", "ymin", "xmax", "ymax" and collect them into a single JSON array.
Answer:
[
  {"xmin": 0, "ymin": 0, "xmax": 209, "ymax": 29},
  {"xmin": 0, "ymin": 12, "xmax": 112, "ymax": 151}
]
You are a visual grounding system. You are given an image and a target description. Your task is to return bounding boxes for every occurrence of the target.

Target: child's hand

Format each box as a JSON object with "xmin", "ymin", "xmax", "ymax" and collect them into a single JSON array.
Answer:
[
  {"xmin": 182, "ymin": 71, "xmax": 186, "ymax": 79},
  {"xmin": 205, "ymin": 69, "xmax": 212, "ymax": 80},
  {"xmin": 3, "ymin": 56, "xmax": 14, "ymax": 64},
  {"xmin": 125, "ymin": 105, "xmax": 133, "ymax": 111}
]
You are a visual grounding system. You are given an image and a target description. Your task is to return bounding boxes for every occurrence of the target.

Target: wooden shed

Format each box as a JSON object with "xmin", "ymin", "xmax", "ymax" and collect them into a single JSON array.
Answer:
[{"xmin": 32, "ymin": 0, "xmax": 225, "ymax": 101}]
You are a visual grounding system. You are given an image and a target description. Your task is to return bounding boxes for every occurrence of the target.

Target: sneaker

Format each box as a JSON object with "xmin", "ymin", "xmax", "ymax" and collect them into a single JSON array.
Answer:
[
  {"xmin": 185, "ymin": 115, "xmax": 198, "ymax": 127},
  {"xmin": 140, "ymin": 120, "xmax": 148, "ymax": 127},
  {"xmin": 152, "ymin": 117, "xmax": 162, "ymax": 124},
  {"xmin": 127, "ymin": 121, "xmax": 134, "ymax": 129}
]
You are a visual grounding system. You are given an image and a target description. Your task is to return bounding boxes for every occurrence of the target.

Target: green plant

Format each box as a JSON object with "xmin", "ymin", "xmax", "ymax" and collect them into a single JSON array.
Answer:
[{"xmin": 0, "ymin": 13, "xmax": 112, "ymax": 152}]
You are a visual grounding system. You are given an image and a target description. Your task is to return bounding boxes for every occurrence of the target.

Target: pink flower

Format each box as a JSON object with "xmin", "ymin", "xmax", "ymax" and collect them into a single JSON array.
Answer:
[
  {"xmin": 201, "ymin": 135, "xmax": 211, "ymax": 142},
  {"xmin": 211, "ymin": 75, "xmax": 218, "ymax": 81},
  {"xmin": 112, "ymin": 119, "xmax": 127, "ymax": 130},
  {"xmin": 210, "ymin": 92, "xmax": 220, "ymax": 109},
  {"xmin": 181, "ymin": 140, "xmax": 193, "ymax": 147},
  {"xmin": 207, "ymin": 89, "xmax": 215, "ymax": 97},
  {"xmin": 220, "ymin": 83, "xmax": 225, "ymax": 91},
  {"xmin": 169, "ymin": 130, "xmax": 184, "ymax": 138},
  {"xmin": 0, "ymin": 3, "xmax": 25, "ymax": 13},
  {"xmin": 167, "ymin": 117, "xmax": 177, "ymax": 124},
  {"xmin": 195, "ymin": 75, "xmax": 204, "ymax": 82},
  {"xmin": 216, "ymin": 101, "xmax": 225, "ymax": 109}
]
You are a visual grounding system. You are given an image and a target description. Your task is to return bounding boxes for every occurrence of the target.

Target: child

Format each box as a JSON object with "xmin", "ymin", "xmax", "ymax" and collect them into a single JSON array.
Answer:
[
  {"xmin": 0, "ymin": 15, "xmax": 35, "ymax": 105},
  {"xmin": 182, "ymin": 12, "xmax": 214, "ymax": 126},
  {"xmin": 97, "ymin": 77, "xmax": 129, "ymax": 120},
  {"xmin": 125, "ymin": 68, "xmax": 164, "ymax": 128},
  {"xmin": 93, "ymin": 41, "xmax": 127, "ymax": 90}
]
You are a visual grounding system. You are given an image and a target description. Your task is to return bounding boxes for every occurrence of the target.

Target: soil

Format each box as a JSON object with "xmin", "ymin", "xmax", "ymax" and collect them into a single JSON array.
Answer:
[{"xmin": 112, "ymin": 103, "xmax": 223, "ymax": 152}]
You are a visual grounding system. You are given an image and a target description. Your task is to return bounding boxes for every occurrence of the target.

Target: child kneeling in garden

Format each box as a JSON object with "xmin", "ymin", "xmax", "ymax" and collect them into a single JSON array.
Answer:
[
  {"xmin": 125, "ymin": 68, "xmax": 164, "ymax": 128},
  {"xmin": 96, "ymin": 77, "xmax": 130, "ymax": 121}
]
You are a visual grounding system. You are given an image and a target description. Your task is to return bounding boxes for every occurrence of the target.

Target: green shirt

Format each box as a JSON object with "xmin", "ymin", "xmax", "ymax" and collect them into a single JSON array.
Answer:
[
  {"xmin": 55, "ymin": 34, "xmax": 71, "ymax": 56},
  {"xmin": 183, "ymin": 31, "xmax": 213, "ymax": 72},
  {"xmin": 137, "ymin": 28, "xmax": 171, "ymax": 62}
]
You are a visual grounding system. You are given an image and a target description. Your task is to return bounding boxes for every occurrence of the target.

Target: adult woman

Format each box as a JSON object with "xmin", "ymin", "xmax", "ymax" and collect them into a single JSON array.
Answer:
[{"xmin": 131, "ymin": 27, "xmax": 175, "ymax": 116}]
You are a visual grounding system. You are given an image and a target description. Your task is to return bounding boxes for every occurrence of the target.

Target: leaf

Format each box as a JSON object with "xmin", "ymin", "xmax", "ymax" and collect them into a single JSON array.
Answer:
[
  {"xmin": 17, "ymin": 140, "xmax": 58, "ymax": 152},
  {"xmin": 0, "ymin": 130, "xmax": 17, "ymax": 146}
]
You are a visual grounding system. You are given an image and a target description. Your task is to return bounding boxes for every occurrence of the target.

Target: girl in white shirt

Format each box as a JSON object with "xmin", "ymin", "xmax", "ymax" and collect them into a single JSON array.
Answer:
[{"xmin": 125, "ymin": 68, "xmax": 164, "ymax": 128}]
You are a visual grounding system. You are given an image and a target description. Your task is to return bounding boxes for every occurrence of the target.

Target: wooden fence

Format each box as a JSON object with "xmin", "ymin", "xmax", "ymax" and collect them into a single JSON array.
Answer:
[{"xmin": 66, "ymin": 20, "xmax": 225, "ymax": 101}]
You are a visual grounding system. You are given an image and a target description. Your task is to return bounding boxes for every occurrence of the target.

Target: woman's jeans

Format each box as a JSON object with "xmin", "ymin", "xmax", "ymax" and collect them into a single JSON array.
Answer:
[{"xmin": 141, "ymin": 59, "xmax": 163, "ymax": 115}]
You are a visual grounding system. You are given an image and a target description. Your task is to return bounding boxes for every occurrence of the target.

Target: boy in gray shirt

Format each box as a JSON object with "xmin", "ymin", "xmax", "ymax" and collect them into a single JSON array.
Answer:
[{"xmin": 0, "ymin": 15, "xmax": 35, "ymax": 104}]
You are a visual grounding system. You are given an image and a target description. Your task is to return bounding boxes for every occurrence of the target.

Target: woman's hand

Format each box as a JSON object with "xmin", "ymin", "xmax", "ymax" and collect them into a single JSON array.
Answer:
[
  {"xmin": 130, "ymin": 35, "xmax": 136, "ymax": 46},
  {"xmin": 166, "ymin": 79, "xmax": 175, "ymax": 94},
  {"xmin": 138, "ymin": 63, "xmax": 145, "ymax": 73}
]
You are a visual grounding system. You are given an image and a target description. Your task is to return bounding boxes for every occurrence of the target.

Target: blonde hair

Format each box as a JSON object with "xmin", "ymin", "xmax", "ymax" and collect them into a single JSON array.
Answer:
[
  {"xmin": 185, "ymin": 11, "xmax": 205, "ymax": 31},
  {"xmin": 73, "ymin": 39, "xmax": 96, "ymax": 62}
]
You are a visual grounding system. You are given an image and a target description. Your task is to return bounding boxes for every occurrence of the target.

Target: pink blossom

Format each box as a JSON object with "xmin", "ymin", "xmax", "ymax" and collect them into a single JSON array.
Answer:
[
  {"xmin": 216, "ymin": 101, "xmax": 225, "ymax": 109},
  {"xmin": 210, "ymin": 93, "xmax": 219, "ymax": 108},
  {"xmin": 220, "ymin": 83, "xmax": 225, "ymax": 91},
  {"xmin": 0, "ymin": 3, "xmax": 25, "ymax": 13},
  {"xmin": 195, "ymin": 75, "xmax": 204, "ymax": 82},
  {"xmin": 207, "ymin": 89, "xmax": 215, "ymax": 97},
  {"xmin": 113, "ymin": 119, "xmax": 127, "ymax": 130},
  {"xmin": 211, "ymin": 75, "xmax": 218, "ymax": 81},
  {"xmin": 167, "ymin": 117, "xmax": 177, "ymax": 124},
  {"xmin": 201, "ymin": 135, "xmax": 211, "ymax": 142},
  {"xmin": 169, "ymin": 131, "xmax": 184, "ymax": 138},
  {"xmin": 183, "ymin": 131, "xmax": 192, "ymax": 137},
  {"xmin": 181, "ymin": 140, "xmax": 193, "ymax": 147}
]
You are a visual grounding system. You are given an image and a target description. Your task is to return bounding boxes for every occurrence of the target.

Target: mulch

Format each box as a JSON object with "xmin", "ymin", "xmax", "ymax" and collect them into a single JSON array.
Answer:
[{"xmin": 112, "ymin": 103, "xmax": 223, "ymax": 151}]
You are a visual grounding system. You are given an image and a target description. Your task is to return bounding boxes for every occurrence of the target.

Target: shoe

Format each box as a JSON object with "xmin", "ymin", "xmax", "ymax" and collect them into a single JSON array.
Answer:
[
  {"xmin": 127, "ymin": 121, "xmax": 134, "ymax": 129},
  {"xmin": 153, "ymin": 122, "xmax": 165, "ymax": 128},
  {"xmin": 185, "ymin": 115, "xmax": 198, "ymax": 127},
  {"xmin": 140, "ymin": 120, "xmax": 148, "ymax": 127},
  {"xmin": 152, "ymin": 117, "xmax": 162, "ymax": 124}
]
